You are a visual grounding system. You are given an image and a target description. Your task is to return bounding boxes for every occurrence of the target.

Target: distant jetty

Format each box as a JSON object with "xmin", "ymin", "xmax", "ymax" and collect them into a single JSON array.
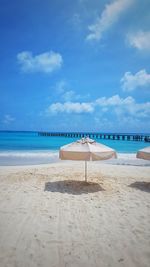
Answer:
[{"xmin": 38, "ymin": 132, "xmax": 150, "ymax": 142}]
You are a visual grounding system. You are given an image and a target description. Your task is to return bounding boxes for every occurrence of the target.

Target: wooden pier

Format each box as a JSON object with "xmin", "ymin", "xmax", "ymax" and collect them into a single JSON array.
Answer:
[{"xmin": 38, "ymin": 132, "xmax": 150, "ymax": 142}]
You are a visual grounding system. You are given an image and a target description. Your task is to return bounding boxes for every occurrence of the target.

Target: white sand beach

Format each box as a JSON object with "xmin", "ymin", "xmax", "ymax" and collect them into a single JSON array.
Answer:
[{"xmin": 0, "ymin": 161, "xmax": 150, "ymax": 267}]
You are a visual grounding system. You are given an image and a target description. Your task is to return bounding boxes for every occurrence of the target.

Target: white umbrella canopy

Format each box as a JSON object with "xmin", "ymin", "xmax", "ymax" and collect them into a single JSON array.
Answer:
[
  {"xmin": 59, "ymin": 137, "xmax": 117, "ymax": 182},
  {"xmin": 136, "ymin": 146, "xmax": 150, "ymax": 161}
]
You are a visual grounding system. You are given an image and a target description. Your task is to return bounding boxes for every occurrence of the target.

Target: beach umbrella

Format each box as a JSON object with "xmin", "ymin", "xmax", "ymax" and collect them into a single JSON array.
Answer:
[
  {"xmin": 136, "ymin": 146, "xmax": 150, "ymax": 161},
  {"xmin": 59, "ymin": 137, "xmax": 117, "ymax": 182}
]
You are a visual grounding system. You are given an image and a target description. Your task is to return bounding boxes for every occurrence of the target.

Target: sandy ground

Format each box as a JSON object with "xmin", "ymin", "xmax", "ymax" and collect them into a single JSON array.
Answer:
[{"xmin": 0, "ymin": 161, "xmax": 150, "ymax": 267}]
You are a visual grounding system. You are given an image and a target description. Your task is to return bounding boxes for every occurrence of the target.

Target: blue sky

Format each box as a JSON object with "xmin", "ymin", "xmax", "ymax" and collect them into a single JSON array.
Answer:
[{"xmin": 0, "ymin": 0, "xmax": 150, "ymax": 133}]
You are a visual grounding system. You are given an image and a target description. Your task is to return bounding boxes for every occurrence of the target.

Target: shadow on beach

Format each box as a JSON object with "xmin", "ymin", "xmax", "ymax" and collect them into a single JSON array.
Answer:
[
  {"xmin": 44, "ymin": 180, "xmax": 104, "ymax": 195},
  {"xmin": 129, "ymin": 181, "xmax": 150, "ymax": 193}
]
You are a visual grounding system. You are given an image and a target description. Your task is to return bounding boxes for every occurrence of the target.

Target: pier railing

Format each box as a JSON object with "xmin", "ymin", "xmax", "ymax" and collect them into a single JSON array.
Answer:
[{"xmin": 38, "ymin": 132, "xmax": 150, "ymax": 142}]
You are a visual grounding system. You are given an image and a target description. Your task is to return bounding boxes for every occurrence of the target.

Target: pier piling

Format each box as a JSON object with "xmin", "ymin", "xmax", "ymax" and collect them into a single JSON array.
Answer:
[{"xmin": 38, "ymin": 132, "xmax": 150, "ymax": 142}]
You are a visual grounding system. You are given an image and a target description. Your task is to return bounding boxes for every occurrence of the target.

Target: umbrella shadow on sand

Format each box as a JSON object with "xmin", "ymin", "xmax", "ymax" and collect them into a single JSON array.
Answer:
[
  {"xmin": 44, "ymin": 180, "xmax": 104, "ymax": 195},
  {"xmin": 129, "ymin": 181, "xmax": 150, "ymax": 193}
]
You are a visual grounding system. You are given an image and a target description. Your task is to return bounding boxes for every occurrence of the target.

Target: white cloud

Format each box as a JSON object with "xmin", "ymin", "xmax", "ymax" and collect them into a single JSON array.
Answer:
[
  {"xmin": 86, "ymin": 0, "xmax": 133, "ymax": 41},
  {"xmin": 95, "ymin": 95, "xmax": 150, "ymax": 120},
  {"xmin": 95, "ymin": 94, "xmax": 134, "ymax": 106},
  {"xmin": 114, "ymin": 100, "xmax": 150, "ymax": 119},
  {"xmin": 17, "ymin": 51, "xmax": 63, "ymax": 73},
  {"xmin": 127, "ymin": 31, "xmax": 150, "ymax": 51},
  {"xmin": 121, "ymin": 69, "xmax": 150, "ymax": 91},
  {"xmin": 45, "ymin": 95, "xmax": 150, "ymax": 120},
  {"xmin": 3, "ymin": 114, "xmax": 15, "ymax": 124},
  {"xmin": 62, "ymin": 90, "xmax": 80, "ymax": 101},
  {"xmin": 46, "ymin": 101, "xmax": 94, "ymax": 114},
  {"xmin": 55, "ymin": 80, "xmax": 67, "ymax": 94},
  {"xmin": 54, "ymin": 80, "xmax": 86, "ymax": 101}
]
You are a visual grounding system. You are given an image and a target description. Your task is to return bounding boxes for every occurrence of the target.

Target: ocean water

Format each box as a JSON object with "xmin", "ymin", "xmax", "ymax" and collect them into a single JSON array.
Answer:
[{"xmin": 0, "ymin": 131, "xmax": 149, "ymax": 166}]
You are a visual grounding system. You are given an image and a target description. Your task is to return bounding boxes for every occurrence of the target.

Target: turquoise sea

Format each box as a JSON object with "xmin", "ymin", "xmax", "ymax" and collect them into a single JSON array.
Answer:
[{"xmin": 0, "ymin": 131, "xmax": 149, "ymax": 165}]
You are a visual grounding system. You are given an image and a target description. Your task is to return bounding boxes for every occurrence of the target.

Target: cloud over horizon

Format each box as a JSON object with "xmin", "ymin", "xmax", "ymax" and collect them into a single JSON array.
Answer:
[
  {"xmin": 17, "ymin": 51, "xmax": 63, "ymax": 74},
  {"xmin": 46, "ymin": 101, "xmax": 94, "ymax": 114},
  {"xmin": 45, "ymin": 94, "xmax": 150, "ymax": 120},
  {"xmin": 121, "ymin": 69, "xmax": 150, "ymax": 91}
]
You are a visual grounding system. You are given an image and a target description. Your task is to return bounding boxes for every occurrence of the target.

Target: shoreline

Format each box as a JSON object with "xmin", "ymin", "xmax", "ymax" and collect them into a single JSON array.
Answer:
[{"xmin": 0, "ymin": 151, "xmax": 150, "ymax": 167}]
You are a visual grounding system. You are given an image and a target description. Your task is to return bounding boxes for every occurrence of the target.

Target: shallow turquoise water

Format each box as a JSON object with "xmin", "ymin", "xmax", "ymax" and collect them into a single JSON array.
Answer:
[{"xmin": 0, "ymin": 131, "xmax": 149, "ymax": 153}]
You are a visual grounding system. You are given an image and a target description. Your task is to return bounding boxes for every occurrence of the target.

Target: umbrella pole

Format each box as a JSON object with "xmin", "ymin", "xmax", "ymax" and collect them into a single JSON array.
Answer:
[{"xmin": 85, "ymin": 161, "xmax": 87, "ymax": 182}]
